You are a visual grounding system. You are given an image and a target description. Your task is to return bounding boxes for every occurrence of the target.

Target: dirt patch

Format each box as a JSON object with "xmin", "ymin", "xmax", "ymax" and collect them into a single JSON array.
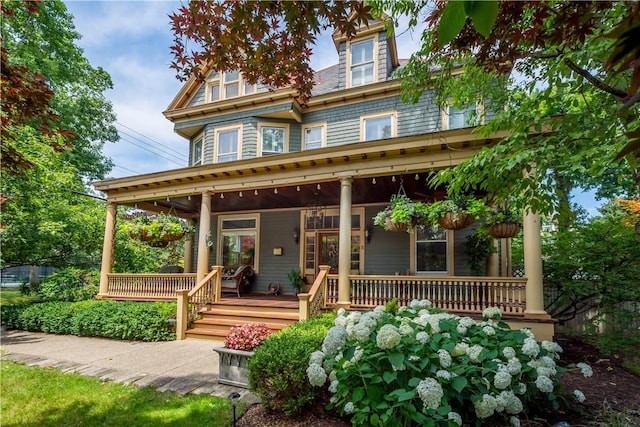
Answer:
[{"xmin": 237, "ymin": 334, "xmax": 640, "ymax": 426}]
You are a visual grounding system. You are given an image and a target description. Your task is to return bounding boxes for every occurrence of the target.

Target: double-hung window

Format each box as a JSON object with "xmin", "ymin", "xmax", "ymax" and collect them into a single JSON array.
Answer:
[
  {"xmin": 224, "ymin": 71, "xmax": 240, "ymax": 98},
  {"xmin": 350, "ymin": 38, "xmax": 375, "ymax": 87},
  {"xmin": 446, "ymin": 104, "xmax": 480, "ymax": 129},
  {"xmin": 415, "ymin": 224, "xmax": 448, "ymax": 274},
  {"xmin": 302, "ymin": 124, "xmax": 325, "ymax": 150},
  {"xmin": 259, "ymin": 124, "xmax": 288, "ymax": 156},
  {"xmin": 216, "ymin": 127, "xmax": 240, "ymax": 163},
  {"xmin": 192, "ymin": 136, "xmax": 203, "ymax": 166},
  {"xmin": 206, "ymin": 71, "xmax": 256, "ymax": 102},
  {"xmin": 362, "ymin": 113, "xmax": 395, "ymax": 141}
]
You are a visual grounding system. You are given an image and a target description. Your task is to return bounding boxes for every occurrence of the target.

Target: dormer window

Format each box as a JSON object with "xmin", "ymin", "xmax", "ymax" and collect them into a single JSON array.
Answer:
[
  {"xmin": 206, "ymin": 71, "xmax": 256, "ymax": 102},
  {"xmin": 258, "ymin": 123, "xmax": 289, "ymax": 156},
  {"xmin": 350, "ymin": 38, "xmax": 375, "ymax": 87},
  {"xmin": 192, "ymin": 135, "xmax": 203, "ymax": 166}
]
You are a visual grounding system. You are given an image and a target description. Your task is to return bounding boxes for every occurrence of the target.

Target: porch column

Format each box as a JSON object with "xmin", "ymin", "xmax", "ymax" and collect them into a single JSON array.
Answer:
[
  {"xmin": 523, "ymin": 207, "xmax": 549, "ymax": 318},
  {"xmin": 486, "ymin": 240, "xmax": 499, "ymax": 276},
  {"xmin": 336, "ymin": 176, "xmax": 352, "ymax": 309},
  {"xmin": 183, "ymin": 219, "xmax": 194, "ymax": 273},
  {"xmin": 196, "ymin": 192, "xmax": 212, "ymax": 282},
  {"xmin": 98, "ymin": 201, "xmax": 117, "ymax": 297}
]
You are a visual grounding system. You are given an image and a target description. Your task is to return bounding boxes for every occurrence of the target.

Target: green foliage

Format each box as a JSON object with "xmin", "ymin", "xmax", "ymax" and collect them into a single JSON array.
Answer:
[
  {"xmin": 464, "ymin": 228, "xmax": 496, "ymax": 275},
  {"xmin": 35, "ymin": 267, "xmax": 99, "ymax": 302},
  {"xmin": 543, "ymin": 204, "xmax": 640, "ymax": 352},
  {"xmin": 248, "ymin": 313, "xmax": 335, "ymax": 415},
  {"xmin": 287, "ymin": 268, "xmax": 304, "ymax": 290},
  {"xmin": 309, "ymin": 303, "xmax": 588, "ymax": 426},
  {"xmin": 484, "ymin": 205, "xmax": 522, "ymax": 226},
  {"xmin": 373, "ymin": 194, "xmax": 430, "ymax": 232},
  {"xmin": 2, "ymin": 361, "xmax": 234, "ymax": 427},
  {"xmin": 426, "ymin": 195, "xmax": 487, "ymax": 224},
  {"xmin": 3, "ymin": 300, "xmax": 177, "ymax": 341}
]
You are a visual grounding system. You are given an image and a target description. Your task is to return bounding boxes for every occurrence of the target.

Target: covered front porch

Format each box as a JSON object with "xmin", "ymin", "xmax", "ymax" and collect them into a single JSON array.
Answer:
[{"xmin": 94, "ymin": 128, "xmax": 553, "ymax": 340}]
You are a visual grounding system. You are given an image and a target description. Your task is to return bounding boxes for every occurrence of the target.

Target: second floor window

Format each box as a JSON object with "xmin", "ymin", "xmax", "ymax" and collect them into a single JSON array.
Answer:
[
  {"xmin": 363, "ymin": 114, "xmax": 394, "ymax": 141},
  {"xmin": 303, "ymin": 125, "xmax": 324, "ymax": 150},
  {"xmin": 216, "ymin": 128, "xmax": 239, "ymax": 163},
  {"xmin": 350, "ymin": 38, "xmax": 374, "ymax": 87},
  {"xmin": 447, "ymin": 104, "xmax": 479, "ymax": 129},
  {"xmin": 192, "ymin": 137, "xmax": 203, "ymax": 166},
  {"xmin": 260, "ymin": 125, "xmax": 287, "ymax": 156}
]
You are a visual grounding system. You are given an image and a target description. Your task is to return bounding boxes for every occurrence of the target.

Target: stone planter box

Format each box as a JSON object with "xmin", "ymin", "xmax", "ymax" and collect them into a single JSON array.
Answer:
[{"xmin": 214, "ymin": 347, "xmax": 253, "ymax": 388}]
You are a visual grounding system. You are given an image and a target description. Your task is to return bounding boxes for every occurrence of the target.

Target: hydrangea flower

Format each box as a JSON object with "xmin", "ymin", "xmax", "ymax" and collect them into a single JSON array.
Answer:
[
  {"xmin": 447, "ymin": 411, "xmax": 462, "ymax": 426},
  {"xmin": 510, "ymin": 416, "xmax": 521, "ymax": 427},
  {"xmin": 573, "ymin": 389, "xmax": 586, "ymax": 403},
  {"xmin": 399, "ymin": 322, "xmax": 414, "ymax": 336},
  {"xmin": 352, "ymin": 323, "xmax": 372, "ymax": 343},
  {"xmin": 309, "ymin": 350, "xmax": 325, "ymax": 365},
  {"xmin": 483, "ymin": 325, "xmax": 497, "ymax": 336},
  {"xmin": 306, "ymin": 363, "xmax": 327, "ymax": 387},
  {"xmin": 482, "ymin": 306, "xmax": 502, "ymax": 320},
  {"xmin": 438, "ymin": 349, "xmax": 452, "ymax": 368},
  {"xmin": 436, "ymin": 370, "xmax": 452, "ymax": 380},
  {"xmin": 328, "ymin": 379, "xmax": 339, "ymax": 393},
  {"xmin": 343, "ymin": 401, "xmax": 355, "ymax": 414},
  {"xmin": 376, "ymin": 324, "xmax": 401, "ymax": 350},
  {"xmin": 535, "ymin": 375, "xmax": 554, "ymax": 393},
  {"xmin": 322, "ymin": 325, "xmax": 347, "ymax": 354},
  {"xmin": 522, "ymin": 337, "xmax": 540, "ymax": 357},
  {"xmin": 474, "ymin": 394, "xmax": 498, "ymax": 418},
  {"xmin": 507, "ymin": 358, "xmax": 522, "ymax": 375},
  {"xmin": 416, "ymin": 377, "xmax": 443, "ymax": 410},
  {"xmin": 576, "ymin": 362, "xmax": 593, "ymax": 377},
  {"xmin": 541, "ymin": 340, "xmax": 563, "ymax": 356},
  {"xmin": 496, "ymin": 390, "xmax": 523, "ymax": 414},
  {"xmin": 468, "ymin": 344, "xmax": 484, "ymax": 363},
  {"xmin": 494, "ymin": 370, "xmax": 512, "ymax": 389},
  {"xmin": 503, "ymin": 347, "xmax": 516, "ymax": 359},
  {"xmin": 452, "ymin": 342, "xmax": 469, "ymax": 357},
  {"xmin": 416, "ymin": 331, "xmax": 430, "ymax": 345}
]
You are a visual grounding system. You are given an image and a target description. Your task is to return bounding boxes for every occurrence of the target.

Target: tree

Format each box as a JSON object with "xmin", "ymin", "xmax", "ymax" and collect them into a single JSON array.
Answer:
[
  {"xmin": 2, "ymin": 0, "xmax": 117, "ymax": 181},
  {"xmin": 170, "ymin": 1, "xmax": 639, "ymax": 219}
]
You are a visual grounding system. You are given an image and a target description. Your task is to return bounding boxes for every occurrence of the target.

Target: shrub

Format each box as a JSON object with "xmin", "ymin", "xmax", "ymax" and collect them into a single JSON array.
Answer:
[
  {"xmin": 7, "ymin": 300, "xmax": 176, "ymax": 341},
  {"xmin": 249, "ymin": 313, "xmax": 335, "ymax": 415},
  {"xmin": 36, "ymin": 268, "xmax": 99, "ymax": 302},
  {"xmin": 308, "ymin": 302, "xmax": 592, "ymax": 427}
]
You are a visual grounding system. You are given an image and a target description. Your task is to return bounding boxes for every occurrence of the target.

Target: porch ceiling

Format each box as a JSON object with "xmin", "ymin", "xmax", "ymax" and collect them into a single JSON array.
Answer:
[{"xmin": 95, "ymin": 127, "xmax": 508, "ymax": 216}]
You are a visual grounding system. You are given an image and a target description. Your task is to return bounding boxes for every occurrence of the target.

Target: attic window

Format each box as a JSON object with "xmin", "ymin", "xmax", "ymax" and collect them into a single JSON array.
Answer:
[
  {"xmin": 350, "ymin": 38, "xmax": 375, "ymax": 87},
  {"xmin": 205, "ymin": 71, "xmax": 257, "ymax": 102}
]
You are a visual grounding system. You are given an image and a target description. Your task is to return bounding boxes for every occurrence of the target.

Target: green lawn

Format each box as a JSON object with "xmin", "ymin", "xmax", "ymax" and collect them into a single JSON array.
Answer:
[
  {"xmin": 1, "ymin": 360, "xmax": 234, "ymax": 427},
  {"xmin": 0, "ymin": 288, "xmax": 37, "ymax": 306}
]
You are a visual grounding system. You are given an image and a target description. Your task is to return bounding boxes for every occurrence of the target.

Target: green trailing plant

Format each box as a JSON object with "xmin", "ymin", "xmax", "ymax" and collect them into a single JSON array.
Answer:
[
  {"xmin": 484, "ymin": 205, "xmax": 523, "ymax": 226},
  {"xmin": 373, "ymin": 194, "xmax": 429, "ymax": 232},
  {"xmin": 307, "ymin": 302, "xmax": 593, "ymax": 427},
  {"xmin": 122, "ymin": 212, "xmax": 194, "ymax": 245},
  {"xmin": 425, "ymin": 194, "xmax": 487, "ymax": 224},
  {"xmin": 464, "ymin": 229, "xmax": 496, "ymax": 275},
  {"xmin": 248, "ymin": 314, "xmax": 336, "ymax": 416}
]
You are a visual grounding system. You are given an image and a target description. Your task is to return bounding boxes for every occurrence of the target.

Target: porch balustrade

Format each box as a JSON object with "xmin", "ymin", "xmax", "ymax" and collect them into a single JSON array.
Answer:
[
  {"xmin": 325, "ymin": 275, "xmax": 527, "ymax": 316},
  {"xmin": 298, "ymin": 265, "xmax": 330, "ymax": 320},
  {"xmin": 105, "ymin": 273, "xmax": 197, "ymax": 300},
  {"xmin": 176, "ymin": 266, "xmax": 222, "ymax": 339}
]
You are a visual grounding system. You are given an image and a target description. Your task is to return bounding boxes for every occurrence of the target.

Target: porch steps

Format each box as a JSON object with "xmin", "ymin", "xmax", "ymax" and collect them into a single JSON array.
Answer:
[{"xmin": 185, "ymin": 297, "xmax": 300, "ymax": 342}]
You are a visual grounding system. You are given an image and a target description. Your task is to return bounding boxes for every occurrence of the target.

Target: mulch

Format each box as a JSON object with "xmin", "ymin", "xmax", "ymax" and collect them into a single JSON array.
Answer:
[{"xmin": 237, "ymin": 334, "xmax": 640, "ymax": 426}]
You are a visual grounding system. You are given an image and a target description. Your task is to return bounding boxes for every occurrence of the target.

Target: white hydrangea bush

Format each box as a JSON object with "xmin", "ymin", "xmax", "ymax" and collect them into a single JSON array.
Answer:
[{"xmin": 307, "ymin": 301, "xmax": 591, "ymax": 426}]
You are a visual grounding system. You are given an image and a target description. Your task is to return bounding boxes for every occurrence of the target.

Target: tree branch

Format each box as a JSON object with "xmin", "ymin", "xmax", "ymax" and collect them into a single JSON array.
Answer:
[{"xmin": 564, "ymin": 58, "xmax": 628, "ymax": 99}]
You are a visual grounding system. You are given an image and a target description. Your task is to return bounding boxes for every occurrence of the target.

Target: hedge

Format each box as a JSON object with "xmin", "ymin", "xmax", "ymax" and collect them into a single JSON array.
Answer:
[{"xmin": 2, "ymin": 300, "xmax": 177, "ymax": 341}]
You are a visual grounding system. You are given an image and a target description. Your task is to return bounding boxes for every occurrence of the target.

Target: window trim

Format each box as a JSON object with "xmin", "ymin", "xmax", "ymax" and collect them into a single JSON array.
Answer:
[
  {"xmin": 192, "ymin": 133, "xmax": 204, "ymax": 166},
  {"xmin": 217, "ymin": 213, "xmax": 261, "ymax": 273},
  {"xmin": 257, "ymin": 122, "xmax": 290, "ymax": 156},
  {"xmin": 346, "ymin": 35, "xmax": 378, "ymax": 88},
  {"xmin": 214, "ymin": 125, "xmax": 242, "ymax": 163},
  {"xmin": 301, "ymin": 122, "xmax": 327, "ymax": 150},
  {"xmin": 206, "ymin": 71, "xmax": 257, "ymax": 103},
  {"xmin": 413, "ymin": 224, "xmax": 450, "ymax": 275},
  {"xmin": 442, "ymin": 101, "xmax": 484, "ymax": 130},
  {"xmin": 360, "ymin": 111, "xmax": 397, "ymax": 141}
]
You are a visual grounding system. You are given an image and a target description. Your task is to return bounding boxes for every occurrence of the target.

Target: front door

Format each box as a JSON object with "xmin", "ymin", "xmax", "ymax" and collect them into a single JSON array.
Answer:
[{"xmin": 317, "ymin": 232, "xmax": 339, "ymax": 274}]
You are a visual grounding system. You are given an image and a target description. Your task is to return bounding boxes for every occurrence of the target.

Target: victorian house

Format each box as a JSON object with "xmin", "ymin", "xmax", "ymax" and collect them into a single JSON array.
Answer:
[{"xmin": 94, "ymin": 19, "xmax": 553, "ymax": 341}]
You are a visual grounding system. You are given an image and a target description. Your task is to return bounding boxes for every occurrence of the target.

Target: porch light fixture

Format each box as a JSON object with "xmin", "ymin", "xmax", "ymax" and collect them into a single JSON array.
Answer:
[
  {"xmin": 254, "ymin": 190, "xmax": 258, "ymax": 195},
  {"xmin": 154, "ymin": 201, "xmax": 157, "ymax": 206},
  {"xmin": 317, "ymin": 183, "xmax": 321, "ymax": 190},
  {"xmin": 274, "ymin": 188, "xmax": 278, "ymax": 194},
  {"xmin": 187, "ymin": 195, "xmax": 191, "ymax": 200},
  {"xmin": 415, "ymin": 173, "xmax": 419, "ymax": 180},
  {"xmin": 293, "ymin": 227, "xmax": 299, "ymax": 244},
  {"xmin": 365, "ymin": 225, "xmax": 372, "ymax": 243},
  {"xmin": 296, "ymin": 185, "xmax": 300, "ymax": 191},
  {"xmin": 372, "ymin": 177, "xmax": 376, "ymax": 184},
  {"xmin": 220, "ymin": 193, "xmax": 224, "ymax": 199},
  {"xmin": 392, "ymin": 175, "xmax": 396, "ymax": 182},
  {"xmin": 239, "ymin": 191, "xmax": 243, "ymax": 197}
]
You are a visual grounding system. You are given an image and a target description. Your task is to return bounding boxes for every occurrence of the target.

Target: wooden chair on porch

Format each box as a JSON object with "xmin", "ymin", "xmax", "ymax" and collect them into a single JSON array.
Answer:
[{"xmin": 221, "ymin": 265, "xmax": 255, "ymax": 297}]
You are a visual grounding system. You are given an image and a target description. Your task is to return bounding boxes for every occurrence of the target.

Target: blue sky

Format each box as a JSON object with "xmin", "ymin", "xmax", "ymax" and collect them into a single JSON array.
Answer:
[{"xmin": 64, "ymin": 1, "xmax": 602, "ymax": 215}]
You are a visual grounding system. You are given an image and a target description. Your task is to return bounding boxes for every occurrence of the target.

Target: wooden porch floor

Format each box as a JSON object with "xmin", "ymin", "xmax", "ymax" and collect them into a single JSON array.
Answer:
[{"xmin": 217, "ymin": 293, "xmax": 299, "ymax": 309}]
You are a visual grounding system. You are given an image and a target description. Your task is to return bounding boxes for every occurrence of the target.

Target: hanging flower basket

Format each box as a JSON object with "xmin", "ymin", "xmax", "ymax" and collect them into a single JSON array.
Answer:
[
  {"xmin": 373, "ymin": 193, "xmax": 428, "ymax": 233},
  {"xmin": 384, "ymin": 217, "xmax": 409, "ymax": 232},
  {"xmin": 437, "ymin": 212, "xmax": 475, "ymax": 230},
  {"xmin": 149, "ymin": 240, "xmax": 169, "ymax": 248},
  {"xmin": 487, "ymin": 222, "xmax": 522, "ymax": 238},
  {"xmin": 160, "ymin": 231, "xmax": 184, "ymax": 242}
]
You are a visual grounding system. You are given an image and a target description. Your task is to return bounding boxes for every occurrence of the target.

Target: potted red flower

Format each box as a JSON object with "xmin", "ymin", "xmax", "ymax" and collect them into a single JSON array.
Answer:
[{"xmin": 214, "ymin": 323, "xmax": 272, "ymax": 388}]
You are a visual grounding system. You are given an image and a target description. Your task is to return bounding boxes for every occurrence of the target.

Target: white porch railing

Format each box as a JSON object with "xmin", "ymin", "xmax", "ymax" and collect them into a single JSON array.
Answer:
[{"xmin": 325, "ymin": 275, "xmax": 527, "ymax": 316}]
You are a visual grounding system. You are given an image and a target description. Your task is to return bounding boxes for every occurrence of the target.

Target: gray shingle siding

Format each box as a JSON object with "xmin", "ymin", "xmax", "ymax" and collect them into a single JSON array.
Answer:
[{"xmin": 364, "ymin": 206, "xmax": 412, "ymax": 275}]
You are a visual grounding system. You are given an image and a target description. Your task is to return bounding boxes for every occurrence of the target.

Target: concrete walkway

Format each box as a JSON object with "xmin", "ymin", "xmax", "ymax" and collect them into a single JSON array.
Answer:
[{"xmin": 0, "ymin": 329, "xmax": 255, "ymax": 401}]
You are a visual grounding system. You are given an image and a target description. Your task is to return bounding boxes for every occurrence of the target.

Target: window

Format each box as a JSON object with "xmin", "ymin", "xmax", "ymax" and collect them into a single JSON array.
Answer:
[
  {"xmin": 206, "ymin": 71, "xmax": 256, "ymax": 102},
  {"xmin": 192, "ymin": 136, "xmax": 203, "ymax": 166},
  {"xmin": 259, "ymin": 124, "xmax": 288, "ymax": 156},
  {"xmin": 220, "ymin": 217, "xmax": 258, "ymax": 271},
  {"xmin": 215, "ymin": 126, "xmax": 240, "ymax": 163},
  {"xmin": 350, "ymin": 38, "xmax": 375, "ymax": 87},
  {"xmin": 361, "ymin": 113, "xmax": 395, "ymax": 141},
  {"xmin": 446, "ymin": 104, "xmax": 480, "ymax": 129},
  {"xmin": 302, "ymin": 124, "xmax": 326, "ymax": 150},
  {"xmin": 415, "ymin": 225, "xmax": 448, "ymax": 274}
]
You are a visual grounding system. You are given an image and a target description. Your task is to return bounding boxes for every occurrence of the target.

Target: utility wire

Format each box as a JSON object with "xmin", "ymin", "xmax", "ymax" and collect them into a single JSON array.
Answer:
[
  {"xmin": 117, "ymin": 134, "xmax": 186, "ymax": 166},
  {"xmin": 116, "ymin": 121, "xmax": 188, "ymax": 160}
]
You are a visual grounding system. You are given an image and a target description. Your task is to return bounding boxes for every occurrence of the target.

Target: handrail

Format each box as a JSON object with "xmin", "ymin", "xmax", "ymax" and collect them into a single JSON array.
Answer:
[
  {"xmin": 298, "ymin": 265, "xmax": 330, "ymax": 321},
  {"xmin": 105, "ymin": 273, "xmax": 197, "ymax": 301},
  {"xmin": 176, "ymin": 266, "xmax": 222, "ymax": 339}
]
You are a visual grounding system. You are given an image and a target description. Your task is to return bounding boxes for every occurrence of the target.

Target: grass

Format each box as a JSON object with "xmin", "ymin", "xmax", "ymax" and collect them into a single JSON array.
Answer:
[
  {"xmin": 0, "ymin": 360, "xmax": 235, "ymax": 427},
  {"xmin": 0, "ymin": 288, "xmax": 38, "ymax": 306}
]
